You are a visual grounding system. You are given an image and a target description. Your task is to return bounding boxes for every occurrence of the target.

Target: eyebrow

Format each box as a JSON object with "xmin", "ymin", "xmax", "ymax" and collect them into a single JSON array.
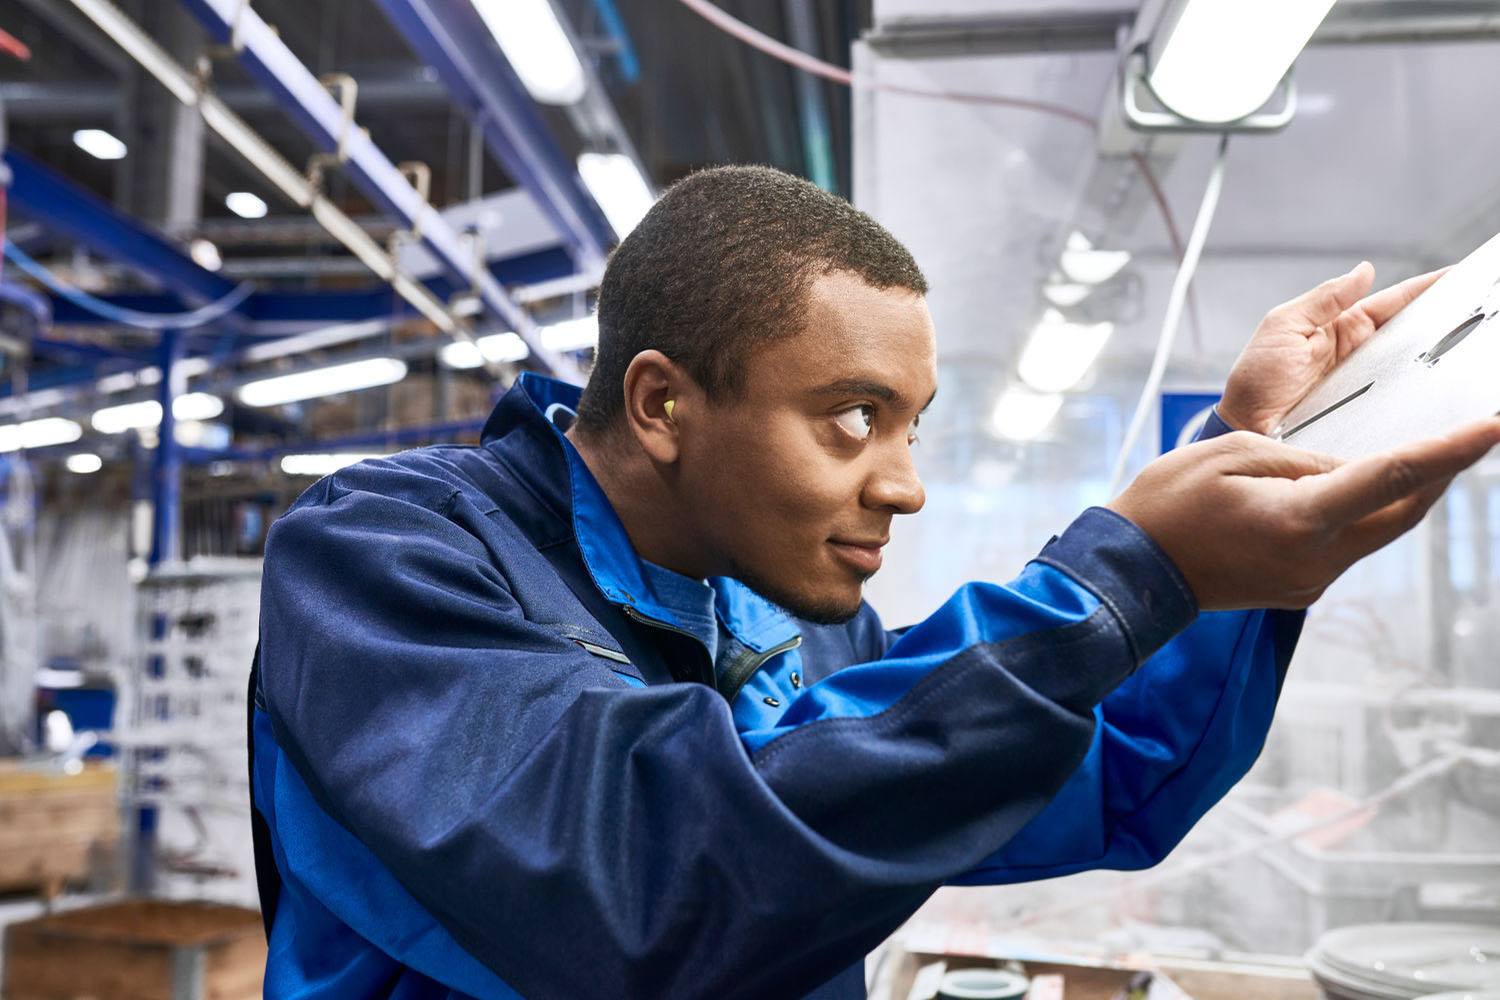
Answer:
[{"xmin": 810, "ymin": 378, "xmax": 938, "ymax": 412}]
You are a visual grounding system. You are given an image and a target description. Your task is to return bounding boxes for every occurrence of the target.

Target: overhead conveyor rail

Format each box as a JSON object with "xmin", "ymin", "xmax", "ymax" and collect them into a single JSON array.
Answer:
[
  {"xmin": 371, "ymin": 0, "xmax": 619, "ymax": 275},
  {"xmin": 174, "ymin": 0, "xmax": 580, "ymax": 381},
  {"xmin": 64, "ymin": 0, "xmax": 579, "ymax": 382}
]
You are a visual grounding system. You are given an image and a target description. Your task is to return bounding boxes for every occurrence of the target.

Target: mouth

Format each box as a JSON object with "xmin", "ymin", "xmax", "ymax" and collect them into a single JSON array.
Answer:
[{"xmin": 827, "ymin": 538, "xmax": 887, "ymax": 576}]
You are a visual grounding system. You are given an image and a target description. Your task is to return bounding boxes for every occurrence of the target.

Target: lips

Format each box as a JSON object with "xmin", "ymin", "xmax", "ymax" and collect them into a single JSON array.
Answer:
[{"xmin": 827, "ymin": 538, "xmax": 886, "ymax": 575}]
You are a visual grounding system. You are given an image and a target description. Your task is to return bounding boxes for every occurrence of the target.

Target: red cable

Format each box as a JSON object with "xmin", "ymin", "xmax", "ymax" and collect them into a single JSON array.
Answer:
[
  {"xmin": 0, "ymin": 26, "xmax": 31, "ymax": 62},
  {"xmin": 677, "ymin": 0, "xmax": 1204, "ymax": 349}
]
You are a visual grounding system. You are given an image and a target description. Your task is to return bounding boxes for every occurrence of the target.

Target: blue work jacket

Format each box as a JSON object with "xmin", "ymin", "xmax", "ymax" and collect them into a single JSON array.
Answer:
[{"xmin": 249, "ymin": 372, "xmax": 1302, "ymax": 999}]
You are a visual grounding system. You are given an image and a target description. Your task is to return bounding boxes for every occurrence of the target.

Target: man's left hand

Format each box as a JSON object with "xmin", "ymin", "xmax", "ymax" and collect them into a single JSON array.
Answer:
[{"xmin": 1218, "ymin": 262, "xmax": 1445, "ymax": 436}]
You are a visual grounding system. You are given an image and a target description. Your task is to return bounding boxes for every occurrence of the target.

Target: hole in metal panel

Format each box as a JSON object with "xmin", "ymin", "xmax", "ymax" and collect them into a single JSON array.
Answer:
[
  {"xmin": 1417, "ymin": 311, "xmax": 1487, "ymax": 367},
  {"xmin": 1279, "ymin": 381, "xmax": 1376, "ymax": 442}
]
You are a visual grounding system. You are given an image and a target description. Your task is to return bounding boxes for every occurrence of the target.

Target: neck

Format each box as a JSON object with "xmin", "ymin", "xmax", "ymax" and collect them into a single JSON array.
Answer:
[{"xmin": 564, "ymin": 425, "xmax": 716, "ymax": 580}]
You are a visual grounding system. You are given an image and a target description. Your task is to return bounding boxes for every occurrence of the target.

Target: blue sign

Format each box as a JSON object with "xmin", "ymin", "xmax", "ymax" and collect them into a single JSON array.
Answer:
[{"xmin": 1161, "ymin": 392, "xmax": 1221, "ymax": 454}]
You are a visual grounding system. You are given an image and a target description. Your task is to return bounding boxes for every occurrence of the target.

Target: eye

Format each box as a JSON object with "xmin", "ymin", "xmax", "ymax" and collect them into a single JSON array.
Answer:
[
  {"xmin": 833, "ymin": 404, "xmax": 875, "ymax": 441},
  {"xmin": 908, "ymin": 413, "xmax": 921, "ymax": 446}
]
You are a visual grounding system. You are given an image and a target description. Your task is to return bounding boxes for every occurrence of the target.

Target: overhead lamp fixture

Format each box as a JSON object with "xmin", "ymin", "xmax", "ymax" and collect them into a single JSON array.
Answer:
[
  {"xmin": 0, "ymin": 417, "xmax": 83, "ymax": 453},
  {"xmin": 174, "ymin": 392, "xmax": 225, "ymax": 422},
  {"xmin": 189, "ymin": 238, "xmax": 223, "ymax": 272},
  {"xmin": 440, "ymin": 316, "xmax": 600, "ymax": 369},
  {"xmin": 990, "ymin": 388, "xmax": 1063, "ymax": 442},
  {"xmin": 1017, "ymin": 310, "xmax": 1114, "ymax": 394},
  {"xmin": 73, "ymin": 128, "xmax": 127, "ymax": 160},
  {"xmin": 238, "ymin": 358, "xmax": 407, "ymax": 408},
  {"xmin": 577, "ymin": 153, "xmax": 655, "ymax": 240},
  {"xmin": 281, "ymin": 453, "xmax": 387, "ymax": 477},
  {"xmin": 1058, "ymin": 232, "xmax": 1130, "ymax": 286},
  {"xmin": 541, "ymin": 315, "xmax": 599, "ymax": 352},
  {"xmin": 440, "ymin": 332, "xmax": 530, "ymax": 370},
  {"xmin": 1128, "ymin": 0, "xmax": 1337, "ymax": 130},
  {"xmin": 225, "ymin": 191, "xmax": 268, "ymax": 219},
  {"xmin": 91, "ymin": 393, "xmax": 225, "ymax": 434},
  {"xmin": 473, "ymin": 0, "xmax": 586, "ymax": 105},
  {"xmin": 1042, "ymin": 280, "xmax": 1092, "ymax": 308},
  {"xmin": 65, "ymin": 453, "xmax": 103, "ymax": 474}
]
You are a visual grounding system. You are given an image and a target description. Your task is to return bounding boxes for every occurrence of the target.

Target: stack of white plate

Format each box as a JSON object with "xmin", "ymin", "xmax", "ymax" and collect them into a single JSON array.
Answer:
[{"xmin": 1305, "ymin": 924, "xmax": 1500, "ymax": 1000}]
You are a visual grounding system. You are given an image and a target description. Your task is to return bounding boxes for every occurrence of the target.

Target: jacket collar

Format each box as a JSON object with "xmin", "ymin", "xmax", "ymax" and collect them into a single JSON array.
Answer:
[{"xmin": 482, "ymin": 373, "xmax": 799, "ymax": 654}]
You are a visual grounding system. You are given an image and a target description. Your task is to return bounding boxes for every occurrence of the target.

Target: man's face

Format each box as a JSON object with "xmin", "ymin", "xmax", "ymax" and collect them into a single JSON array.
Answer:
[{"xmin": 680, "ymin": 270, "xmax": 937, "ymax": 624}]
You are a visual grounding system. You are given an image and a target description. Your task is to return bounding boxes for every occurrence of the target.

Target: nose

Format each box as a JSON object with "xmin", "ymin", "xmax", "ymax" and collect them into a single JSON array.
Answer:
[{"xmin": 863, "ymin": 440, "xmax": 925, "ymax": 515}]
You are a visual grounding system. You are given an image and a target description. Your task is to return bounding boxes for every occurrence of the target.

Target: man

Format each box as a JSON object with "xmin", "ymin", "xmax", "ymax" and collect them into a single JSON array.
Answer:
[{"xmin": 250, "ymin": 166, "xmax": 1497, "ymax": 999}]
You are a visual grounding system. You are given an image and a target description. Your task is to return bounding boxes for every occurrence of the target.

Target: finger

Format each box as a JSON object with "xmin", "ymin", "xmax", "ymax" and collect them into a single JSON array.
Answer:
[
  {"xmin": 1332, "ymin": 476, "xmax": 1452, "ymax": 565},
  {"xmin": 1357, "ymin": 267, "xmax": 1447, "ymax": 328},
  {"xmin": 1334, "ymin": 267, "xmax": 1450, "ymax": 358},
  {"xmin": 1308, "ymin": 417, "xmax": 1500, "ymax": 525},
  {"xmin": 1214, "ymin": 433, "xmax": 1343, "ymax": 480},
  {"xmin": 1276, "ymin": 261, "xmax": 1376, "ymax": 330}
]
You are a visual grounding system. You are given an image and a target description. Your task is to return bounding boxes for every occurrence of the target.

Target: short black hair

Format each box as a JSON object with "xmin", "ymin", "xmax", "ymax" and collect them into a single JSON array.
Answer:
[{"xmin": 573, "ymin": 165, "xmax": 928, "ymax": 434}]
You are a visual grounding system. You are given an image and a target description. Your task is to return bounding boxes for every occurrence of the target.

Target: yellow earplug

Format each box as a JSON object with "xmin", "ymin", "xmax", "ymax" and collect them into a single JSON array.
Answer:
[{"xmin": 664, "ymin": 399, "xmax": 676, "ymax": 421}]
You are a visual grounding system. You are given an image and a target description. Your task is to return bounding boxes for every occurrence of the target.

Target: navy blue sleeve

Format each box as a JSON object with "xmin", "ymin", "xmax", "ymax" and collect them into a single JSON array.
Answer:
[
  {"xmin": 258, "ymin": 462, "xmax": 1194, "ymax": 1000},
  {"xmin": 947, "ymin": 403, "xmax": 1307, "ymax": 883}
]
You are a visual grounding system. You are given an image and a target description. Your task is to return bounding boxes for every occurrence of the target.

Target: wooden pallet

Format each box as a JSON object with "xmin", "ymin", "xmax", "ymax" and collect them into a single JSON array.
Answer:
[
  {"xmin": 0, "ymin": 760, "xmax": 119, "ymax": 899},
  {"xmin": 3, "ymin": 899, "xmax": 265, "ymax": 1000}
]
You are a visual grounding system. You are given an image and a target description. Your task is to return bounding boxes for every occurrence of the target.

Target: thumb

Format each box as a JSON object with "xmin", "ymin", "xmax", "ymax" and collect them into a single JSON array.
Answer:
[
  {"xmin": 1212, "ymin": 432, "xmax": 1343, "ymax": 480},
  {"xmin": 1281, "ymin": 261, "xmax": 1376, "ymax": 330}
]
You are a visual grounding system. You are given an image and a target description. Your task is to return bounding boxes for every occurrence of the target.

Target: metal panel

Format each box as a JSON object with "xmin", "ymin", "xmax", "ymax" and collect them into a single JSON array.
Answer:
[{"xmin": 370, "ymin": 0, "xmax": 615, "ymax": 270}]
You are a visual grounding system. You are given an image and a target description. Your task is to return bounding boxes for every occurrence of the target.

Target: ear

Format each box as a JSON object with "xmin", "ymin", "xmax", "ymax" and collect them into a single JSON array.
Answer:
[{"xmin": 621, "ymin": 350, "xmax": 696, "ymax": 464}]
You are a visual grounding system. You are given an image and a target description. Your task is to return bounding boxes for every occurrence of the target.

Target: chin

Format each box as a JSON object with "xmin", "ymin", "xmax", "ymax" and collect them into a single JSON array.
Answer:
[{"xmin": 732, "ymin": 565, "xmax": 867, "ymax": 625}]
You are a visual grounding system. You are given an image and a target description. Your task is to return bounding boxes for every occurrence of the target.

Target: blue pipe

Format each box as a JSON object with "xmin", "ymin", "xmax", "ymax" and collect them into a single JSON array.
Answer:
[
  {"xmin": 149, "ymin": 330, "xmax": 184, "ymax": 567},
  {"xmin": 4, "ymin": 150, "xmax": 240, "ymax": 306},
  {"xmin": 4, "ymin": 239, "xmax": 253, "ymax": 330},
  {"xmin": 589, "ymin": 0, "xmax": 641, "ymax": 83}
]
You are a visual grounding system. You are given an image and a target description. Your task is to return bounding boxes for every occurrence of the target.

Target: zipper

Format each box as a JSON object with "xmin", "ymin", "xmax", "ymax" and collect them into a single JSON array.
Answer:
[
  {"xmin": 621, "ymin": 603, "xmax": 715, "ymax": 684},
  {"xmin": 719, "ymin": 634, "xmax": 803, "ymax": 705}
]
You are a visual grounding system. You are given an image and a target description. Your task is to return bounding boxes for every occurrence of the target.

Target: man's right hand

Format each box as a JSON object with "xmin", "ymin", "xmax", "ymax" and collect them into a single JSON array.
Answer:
[{"xmin": 1109, "ymin": 418, "xmax": 1500, "ymax": 611}]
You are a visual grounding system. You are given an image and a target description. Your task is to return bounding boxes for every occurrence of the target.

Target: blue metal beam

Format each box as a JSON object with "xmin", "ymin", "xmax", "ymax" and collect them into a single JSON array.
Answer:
[
  {"xmin": 4, "ymin": 150, "xmax": 241, "ymax": 305},
  {"xmin": 178, "ymin": 0, "xmax": 575, "ymax": 377},
  {"xmin": 370, "ymin": 0, "xmax": 616, "ymax": 267}
]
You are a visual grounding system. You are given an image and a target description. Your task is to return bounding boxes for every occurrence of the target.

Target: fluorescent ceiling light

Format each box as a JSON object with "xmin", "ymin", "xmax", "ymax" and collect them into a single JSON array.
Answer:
[
  {"xmin": 1059, "ymin": 231, "xmax": 1130, "ymax": 285},
  {"xmin": 226, "ymin": 191, "xmax": 268, "ymax": 219},
  {"xmin": 473, "ymin": 0, "xmax": 586, "ymax": 105},
  {"xmin": 1042, "ymin": 281, "xmax": 1092, "ymax": 308},
  {"xmin": 91, "ymin": 393, "xmax": 224, "ymax": 433},
  {"xmin": 72, "ymin": 128, "xmax": 127, "ymax": 160},
  {"xmin": 1148, "ymin": 0, "xmax": 1338, "ymax": 125},
  {"xmin": 440, "ymin": 316, "xmax": 600, "ymax": 369},
  {"xmin": 92, "ymin": 400, "xmax": 160, "ymax": 434},
  {"xmin": 990, "ymin": 388, "xmax": 1062, "ymax": 442},
  {"xmin": 190, "ymin": 238, "xmax": 222, "ymax": 271},
  {"xmin": 577, "ymin": 153, "xmax": 654, "ymax": 240},
  {"xmin": 440, "ymin": 333, "xmax": 529, "ymax": 370},
  {"xmin": 173, "ymin": 421, "xmax": 231, "ymax": 450},
  {"xmin": 281, "ymin": 453, "xmax": 387, "ymax": 477},
  {"xmin": 541, "ymin": 315, "xmax": 598, "ymax": 352},
  {"xmin": 65, "ymin": 453, "xmax": 103, "ymax": 474},
  {"xmin": 174, "ymin": 392, "xmax": 225, "ymax": 422},
  {"xmin": 238, "ymin": 358, "xmax": 407, "ymax": 407},
  {"xmin": 1017, "ymin": 311, "xmax": 1114, "ymax": 394},
  {"xmin": 0, "ymin": 417, "xmax": 83, "ymax": 453}
]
